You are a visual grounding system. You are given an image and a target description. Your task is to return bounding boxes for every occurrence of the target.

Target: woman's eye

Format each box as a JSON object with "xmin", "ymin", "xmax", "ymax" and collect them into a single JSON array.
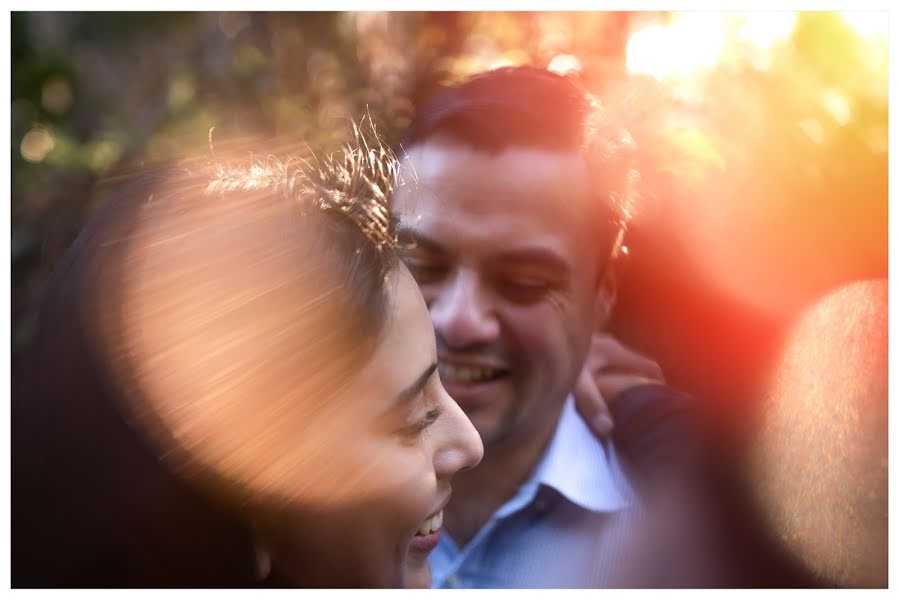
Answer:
[{"xmin": 400, "ymin": 407, "xmax": 442, "ymax": 438}]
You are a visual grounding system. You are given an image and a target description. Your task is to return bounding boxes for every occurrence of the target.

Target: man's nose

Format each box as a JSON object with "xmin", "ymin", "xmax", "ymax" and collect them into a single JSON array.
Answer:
[{"xmin": 429, "ymin": 271, "xmax": 500, "ymax": 349}]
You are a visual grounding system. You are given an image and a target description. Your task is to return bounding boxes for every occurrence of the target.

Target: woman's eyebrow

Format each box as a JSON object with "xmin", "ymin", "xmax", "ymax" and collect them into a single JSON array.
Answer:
[{"xmin": 392, "ymin": 362, "xmax": 438, "ymax": 406}]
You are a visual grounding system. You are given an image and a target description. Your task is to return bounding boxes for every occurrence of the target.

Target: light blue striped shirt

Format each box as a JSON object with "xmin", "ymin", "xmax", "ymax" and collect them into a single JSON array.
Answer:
[{"xmin": 431, "ymin": 395, "xmax": 641, "ymax": 588}]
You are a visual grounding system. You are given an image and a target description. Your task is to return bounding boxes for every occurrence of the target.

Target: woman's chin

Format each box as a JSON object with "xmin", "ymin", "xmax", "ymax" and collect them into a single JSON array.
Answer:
[{"xmin": 403, "ymin": 558, "xmax": 432, "ymax": 588}]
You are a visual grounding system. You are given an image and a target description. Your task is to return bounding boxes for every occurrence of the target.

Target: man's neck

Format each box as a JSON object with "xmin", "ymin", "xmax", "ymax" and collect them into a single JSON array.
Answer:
[{"xmin": 443, "ymin": 404, "xmax": 564, "ymax": 547}]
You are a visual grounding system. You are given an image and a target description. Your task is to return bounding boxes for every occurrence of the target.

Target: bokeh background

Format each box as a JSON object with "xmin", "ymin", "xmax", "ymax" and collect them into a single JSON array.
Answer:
[{"xmin": 11, "ymin": 11, "xmax": 888, "ymax": 440}]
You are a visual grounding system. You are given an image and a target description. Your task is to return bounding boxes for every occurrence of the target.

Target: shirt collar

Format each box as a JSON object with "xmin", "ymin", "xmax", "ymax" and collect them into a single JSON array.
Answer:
[{"xmin": 527, "ymin": 394, "xmax": 635, "ymax": 513}]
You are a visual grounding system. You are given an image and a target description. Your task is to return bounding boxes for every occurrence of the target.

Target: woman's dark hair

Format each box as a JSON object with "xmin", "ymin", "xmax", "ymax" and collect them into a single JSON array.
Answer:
[{"xmin": 12, "ymin": 128, "xmax": 401, "ymax": 587}]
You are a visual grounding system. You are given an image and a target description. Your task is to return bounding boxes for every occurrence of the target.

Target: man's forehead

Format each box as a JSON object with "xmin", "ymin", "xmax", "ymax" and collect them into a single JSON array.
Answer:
[
  {"xmin": 392, "ymin": 147, "xmax": 602, "ymax": 274},
  {"xmin": 399, "ymin": 137, "xmax": 590, "ymax": 178},
  {"xmin": 395, "ymin": 139, "xmax": 593, "ymax": 220}
]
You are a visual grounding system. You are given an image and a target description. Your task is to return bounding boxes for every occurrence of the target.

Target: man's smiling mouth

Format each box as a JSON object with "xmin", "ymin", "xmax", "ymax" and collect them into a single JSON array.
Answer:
[{"xmin": 439, "ymin": 362, "xmax": 509, "ymax": 384}]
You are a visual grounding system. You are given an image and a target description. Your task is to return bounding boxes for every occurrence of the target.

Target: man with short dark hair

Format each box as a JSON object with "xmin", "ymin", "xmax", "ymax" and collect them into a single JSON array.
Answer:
[{"xmin": 391, "ymin": 66, "xmax": 690, "ymax": 588}]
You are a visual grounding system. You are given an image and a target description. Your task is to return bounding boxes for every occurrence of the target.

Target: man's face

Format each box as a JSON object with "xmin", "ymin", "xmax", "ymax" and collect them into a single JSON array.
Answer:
[{"xmin": 393, "ymin": 139, "xmax": 609, "ymax": 448}]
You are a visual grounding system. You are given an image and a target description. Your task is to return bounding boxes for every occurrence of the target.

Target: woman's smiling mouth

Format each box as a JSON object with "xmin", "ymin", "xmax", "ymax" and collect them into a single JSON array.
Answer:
[
  {"xmin": 417, "ymin": 509, "xmax": 443, "ymax": 535},
  {"xmin": 409, "ymin": 509, "xmax": 445, "ymax": 554}
]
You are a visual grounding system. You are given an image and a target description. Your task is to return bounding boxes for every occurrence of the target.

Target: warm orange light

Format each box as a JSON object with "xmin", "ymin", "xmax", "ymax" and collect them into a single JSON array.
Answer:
[
  {"xmin": 626, "ymin": 13, "xmax": 798, "ymax": 80},
  {"xmin": 818, "ymin": 89, "xmax": 852, "ymax": 126},
  {"xmin": 547, "ymin": 53, "xmax": 582, "ymax": 76},
  {"xmin": 626, "ymin": 15, "xmax": 728, "ymax": 81}
]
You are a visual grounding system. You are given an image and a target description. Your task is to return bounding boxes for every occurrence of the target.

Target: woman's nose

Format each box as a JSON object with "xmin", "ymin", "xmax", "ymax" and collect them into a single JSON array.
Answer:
[{"xmin": 432, "ymin": 387, "xmax": 484, "ymax": 478}]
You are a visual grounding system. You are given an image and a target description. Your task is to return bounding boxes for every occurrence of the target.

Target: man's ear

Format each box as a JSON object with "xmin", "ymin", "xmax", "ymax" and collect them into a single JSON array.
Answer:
[{"xmin": 594, "ymin": 255, "xmax": 622, "ymax": 330}]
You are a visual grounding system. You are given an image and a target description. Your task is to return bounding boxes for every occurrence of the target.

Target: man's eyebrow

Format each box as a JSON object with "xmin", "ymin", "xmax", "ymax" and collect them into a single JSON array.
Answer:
[
  {"xmin": 396, "ymin": 228, "xmax": 445, "ymax": 254},
  {"xmin": 490, "ymin": 248, "xmax": 573, "ymax": 274},
  {"xmin": 397, "ymin": 229, "xmax": 570, "ymax": 273},
  {"xmin": 393, "ymin": 362, "xmax": 439, "ymax": 406}
]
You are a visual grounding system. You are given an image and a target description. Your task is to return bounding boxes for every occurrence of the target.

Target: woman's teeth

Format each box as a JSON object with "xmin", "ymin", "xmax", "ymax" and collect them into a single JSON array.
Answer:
[
  {"xmin": 439, "ymin": 364, "xmax": 504, "ymax": 384},
  {"xmin": 417, "ymin": 510, "xmax": 443, "ymax": 536}
]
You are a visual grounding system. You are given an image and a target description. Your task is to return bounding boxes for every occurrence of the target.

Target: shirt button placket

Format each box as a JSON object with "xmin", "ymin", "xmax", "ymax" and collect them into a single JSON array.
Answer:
[{"xmin": 444, "ymin": 573, "xmax": 461, "ymax": 588}]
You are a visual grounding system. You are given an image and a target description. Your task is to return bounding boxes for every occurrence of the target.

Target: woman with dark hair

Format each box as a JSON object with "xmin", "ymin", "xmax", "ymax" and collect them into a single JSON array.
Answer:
[{"xmin": 12, "ymin": 131, "xmax": 483, "ymax": 588}]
